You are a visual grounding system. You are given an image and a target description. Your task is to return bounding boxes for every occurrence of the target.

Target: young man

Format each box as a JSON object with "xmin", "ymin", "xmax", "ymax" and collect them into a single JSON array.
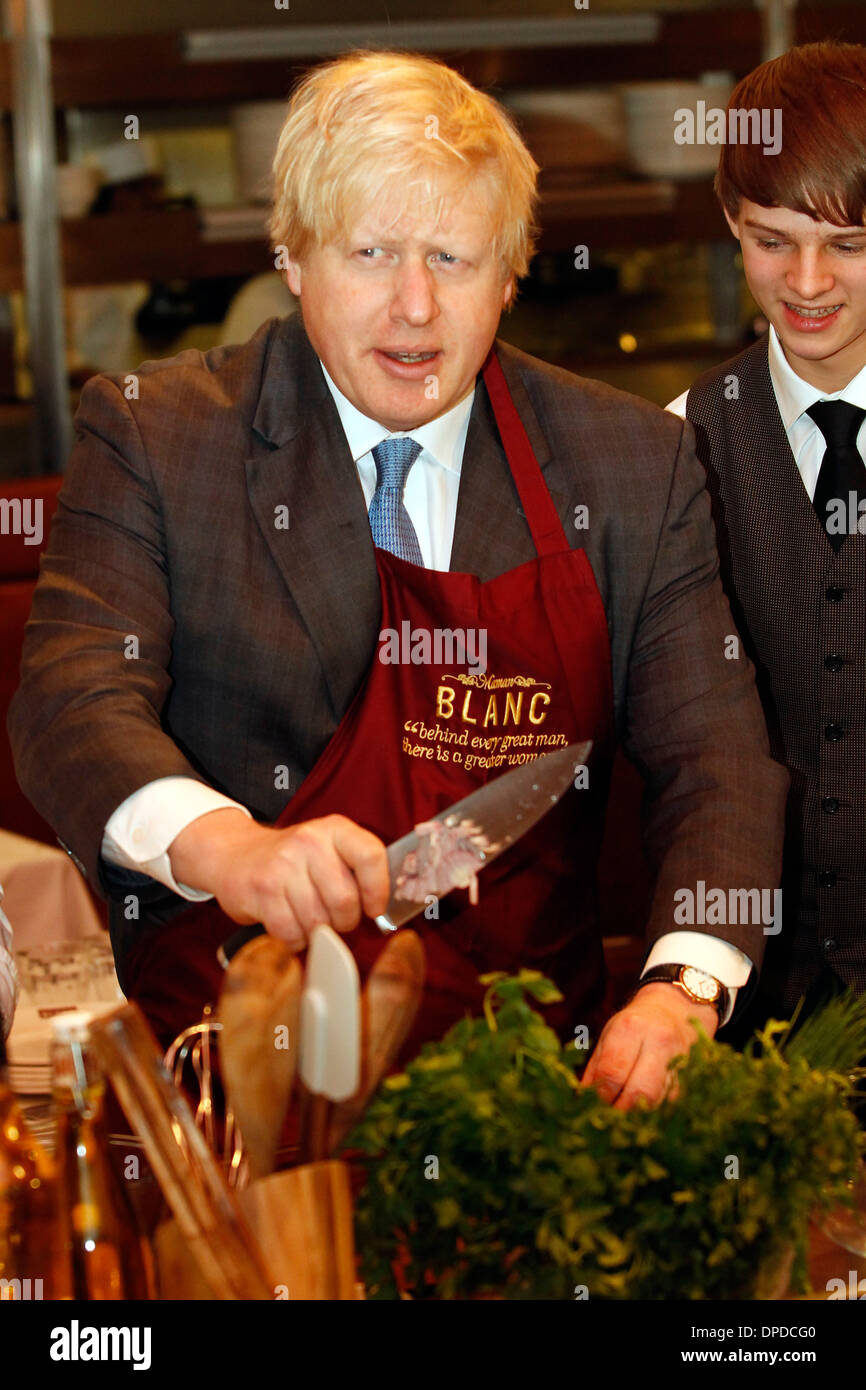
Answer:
[
  {"xmin": 10, "ymin": 52, "xmax": 786, "ymax": 1105},
  {"xmin": 671, "ymin": 41, "xmax": 866, "ymax": 1025}
]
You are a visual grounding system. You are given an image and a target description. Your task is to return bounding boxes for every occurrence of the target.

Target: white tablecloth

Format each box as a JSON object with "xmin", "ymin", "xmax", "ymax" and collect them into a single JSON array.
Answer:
[{"xmin": 0, "ymin": 828, "xmax": 104, "ymax": 951}]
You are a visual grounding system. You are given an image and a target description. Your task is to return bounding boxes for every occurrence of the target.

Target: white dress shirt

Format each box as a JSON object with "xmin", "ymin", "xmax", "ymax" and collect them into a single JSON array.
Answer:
[
  {"xmin": 667, "ymin": 324, "xmax": 866, "ymax": 500},
  {"xmin": 320, "ymin": 362, "xmax": 472, "ymax": 572},
  {"xmin": 101, "ymin": 356, "xmax": 751, "ymax": 1022}
]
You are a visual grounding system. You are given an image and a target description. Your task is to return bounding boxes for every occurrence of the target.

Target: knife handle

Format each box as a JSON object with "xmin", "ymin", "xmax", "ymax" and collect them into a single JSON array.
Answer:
[{"xmin": 216, "ymin": 923, "xmax": 266, "ymax": 970}]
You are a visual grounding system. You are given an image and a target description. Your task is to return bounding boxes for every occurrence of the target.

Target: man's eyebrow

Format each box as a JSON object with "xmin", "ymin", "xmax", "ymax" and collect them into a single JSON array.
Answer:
[
  {"xmin": 743, "ymin": 220, "xmax": 789, "ymax": 234},
  {"xmin": 743, "ymin": 218, "xmax": 866, "ymax": 238}
]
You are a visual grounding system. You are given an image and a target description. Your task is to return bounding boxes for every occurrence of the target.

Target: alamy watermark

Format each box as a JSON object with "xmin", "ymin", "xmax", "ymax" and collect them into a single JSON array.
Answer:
[
  {"xmin": 49, "ymin": 1320, "xmax": 151, "ymax": 1370},
  {"xmin": 674, "ymin": 104, "xmax": 782, "ymax": 157},
  {"xmin": 824, "ymin": 492, "xmax": 866, "ymax": 537},
  {"xmin": 379, "ymin": 622, "xmax": 487, "ymax": 676},
  {"xmin": 674, "ymin": 880, "xmax": 782, "ymax": 936},
  {"xmin": 0, "ymin": 496, "xmax": 43, "ymax": 546}
]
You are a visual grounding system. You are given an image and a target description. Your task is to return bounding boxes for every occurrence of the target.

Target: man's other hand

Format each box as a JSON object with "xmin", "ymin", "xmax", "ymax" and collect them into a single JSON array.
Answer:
[
  {"xmin": 168, "ymin": 808, "xmax": 390, "ymax": 948},
  {"xmin": 581, "ymin": 982, "xmax": 718, "ymax": 1109}
]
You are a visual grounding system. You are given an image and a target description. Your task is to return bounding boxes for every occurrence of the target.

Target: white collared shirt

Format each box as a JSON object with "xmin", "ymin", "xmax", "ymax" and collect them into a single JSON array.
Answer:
[
  {"xmin": 320, "ymin": 361, "xmax": 473, "ymax": 572},
  {"xmin": 668, "ymin": 325, "xmax": 866, "ymax": 500}
]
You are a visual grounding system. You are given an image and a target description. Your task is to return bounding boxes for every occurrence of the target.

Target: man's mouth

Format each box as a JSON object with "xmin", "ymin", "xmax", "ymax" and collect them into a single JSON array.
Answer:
[
  {"xmin": 381, "ymin": 350, "xmax": 439, "ymax": 363},
  {"xmin": 784, "ymin": 303, "xmax": 842, "ymax": 318}
]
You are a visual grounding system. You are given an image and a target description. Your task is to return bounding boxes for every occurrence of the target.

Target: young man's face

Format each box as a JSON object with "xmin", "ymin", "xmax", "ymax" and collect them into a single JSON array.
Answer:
[
  {"xmin": 285, "ymin": 180, "xmax": 513, "ymax": 432},
  {"xmin": 726, "ymin": 199, "xmax": 866, "ymax": 392}
]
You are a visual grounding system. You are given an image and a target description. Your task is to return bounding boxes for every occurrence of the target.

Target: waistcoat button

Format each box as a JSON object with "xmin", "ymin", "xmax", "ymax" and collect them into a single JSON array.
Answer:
[
  {"xmin": 824, "ymin": 723, "xmax": 845, "ymax": 742},
  {"xmin": 824, "ymin": 654, "xmax": 845, "ymax": 672},
  {"xmin": 818, "ymin": 871, "xmax": 837, "ymax": 888},
  {"xmin": 825, "ymin": 587, "xmax": 844, "ymax": 603},
  {"xmin": 822, "ymin": 796, "xmax": 840, "ymax": 814}
]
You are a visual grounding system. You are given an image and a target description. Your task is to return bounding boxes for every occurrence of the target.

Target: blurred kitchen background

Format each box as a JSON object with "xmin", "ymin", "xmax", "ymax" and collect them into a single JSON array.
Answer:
[{"xmin": 1, "ymin": 0, "xmax": 865, "ymax": 477}]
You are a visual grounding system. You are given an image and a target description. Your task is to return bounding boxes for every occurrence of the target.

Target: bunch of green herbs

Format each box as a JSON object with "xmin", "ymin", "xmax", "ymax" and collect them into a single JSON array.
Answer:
[{"xmin": 347, "ymin": 972, "xmax": 865, "ymax": 1300}]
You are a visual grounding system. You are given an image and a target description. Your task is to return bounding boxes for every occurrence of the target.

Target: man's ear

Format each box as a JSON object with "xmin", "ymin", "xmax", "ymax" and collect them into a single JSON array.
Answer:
[
  {"xmin": 285, "ymin": 260, "xmax": 302, "ymax": 296},
  {"xmin": 723, "ymin": 207, "xmax": 741, "ymax": 241}
]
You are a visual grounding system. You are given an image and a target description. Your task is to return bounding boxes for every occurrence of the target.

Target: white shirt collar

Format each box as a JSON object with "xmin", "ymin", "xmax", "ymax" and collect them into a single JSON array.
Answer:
[
  {"xmin": 319, "ymin": 360, "xmax": 475, "ymax": 474},
  {"xmin": 768, "ymin": 323, "xmax": 866, "ymax": 427}
]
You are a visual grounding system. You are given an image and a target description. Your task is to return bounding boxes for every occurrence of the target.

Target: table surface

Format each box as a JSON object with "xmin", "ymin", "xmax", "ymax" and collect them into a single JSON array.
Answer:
[{"xmin": 0, "ymin": 826, "xmax": 104, "ymax": 952}]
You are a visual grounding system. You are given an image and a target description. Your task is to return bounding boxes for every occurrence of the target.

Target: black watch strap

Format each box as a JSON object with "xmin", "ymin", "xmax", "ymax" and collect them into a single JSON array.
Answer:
[{"xmin": 638, "ymin": 964, "xmax": 729, "ymax": 1019}]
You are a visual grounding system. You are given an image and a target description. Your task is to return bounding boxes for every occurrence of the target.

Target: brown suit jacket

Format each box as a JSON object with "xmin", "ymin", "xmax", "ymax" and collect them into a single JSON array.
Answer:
[{"xmin": 8, "ymin": 314, "xmax": 788, "ymax": 982}]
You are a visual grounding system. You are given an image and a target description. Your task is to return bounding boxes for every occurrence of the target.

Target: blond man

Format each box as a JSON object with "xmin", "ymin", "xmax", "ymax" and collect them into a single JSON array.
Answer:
[{"xmin": 10, "ymin": 52, "xmax": 786, "ymax": 1107}]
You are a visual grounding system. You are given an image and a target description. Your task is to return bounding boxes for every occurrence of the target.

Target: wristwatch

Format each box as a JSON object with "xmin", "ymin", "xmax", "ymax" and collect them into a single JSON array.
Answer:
[{"xmin": 637, "ymin": 964, "xmax": 729, "ymax": 1020}]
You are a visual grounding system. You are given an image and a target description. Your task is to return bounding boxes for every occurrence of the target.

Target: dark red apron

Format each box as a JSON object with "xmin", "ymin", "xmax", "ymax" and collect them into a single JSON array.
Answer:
[{"xmin": 125, "ymin": 349, "xmax": 615, "ymax": 1061}]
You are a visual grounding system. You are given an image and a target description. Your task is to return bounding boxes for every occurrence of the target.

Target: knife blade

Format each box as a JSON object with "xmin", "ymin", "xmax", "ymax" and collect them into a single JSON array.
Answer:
[
  {"xmin": 374, "ymin": 739, "xmax": 592, "ymax": 932},
  {"xmin": 216, "ymin": 739, "xmax": 593, "ymax": 958}
]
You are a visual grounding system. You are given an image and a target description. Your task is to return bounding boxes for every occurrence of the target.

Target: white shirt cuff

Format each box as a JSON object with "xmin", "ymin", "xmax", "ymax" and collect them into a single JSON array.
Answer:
[
  {"xmin": 101, "ymin": 777, "xmax": 252, "ymax": 901},
  {"xmin": 642, "ymin": 931, "xmax": 754, "ymax": 1027}
]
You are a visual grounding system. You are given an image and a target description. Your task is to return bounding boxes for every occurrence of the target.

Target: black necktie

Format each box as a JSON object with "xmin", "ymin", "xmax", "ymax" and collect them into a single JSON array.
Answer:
[{"xmin": 806, "ymin": 400, "xmax": 866, "ymax": 552}]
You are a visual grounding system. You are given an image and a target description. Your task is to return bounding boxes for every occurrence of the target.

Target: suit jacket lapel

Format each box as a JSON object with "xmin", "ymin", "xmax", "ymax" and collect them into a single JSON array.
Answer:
[{"xmin": 245, "ymin": 317, "xmax": 381, "ymax": 716}]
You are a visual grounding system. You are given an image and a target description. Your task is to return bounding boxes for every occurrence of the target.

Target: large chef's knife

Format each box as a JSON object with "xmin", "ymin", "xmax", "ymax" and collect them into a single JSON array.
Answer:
[
  {"xmin": 217, "ymin": 740, "xmax": 592, "ymax": 960},
  {"xmin": 374, "ymin": 739, "xmax": 592, "ymax": 932}
]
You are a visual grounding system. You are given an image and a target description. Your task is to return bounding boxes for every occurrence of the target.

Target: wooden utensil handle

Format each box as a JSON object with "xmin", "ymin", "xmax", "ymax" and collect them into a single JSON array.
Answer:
[{"xmin": 300, "ymin": 1090, "xmax": 331, "ymax": 1165}]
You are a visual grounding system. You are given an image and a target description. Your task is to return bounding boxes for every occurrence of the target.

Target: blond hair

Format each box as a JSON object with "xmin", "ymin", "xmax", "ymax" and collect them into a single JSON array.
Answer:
[{"xmin": 268, "ymin": 50, "xmax": 539, "ymax": 283}]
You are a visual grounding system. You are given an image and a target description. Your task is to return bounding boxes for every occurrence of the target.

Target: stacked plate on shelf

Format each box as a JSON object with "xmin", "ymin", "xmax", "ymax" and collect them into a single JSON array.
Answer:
[
  {"xmin": 230, "ymin": 102, "xmax": 287, "ymax": 205},
  {"xmin": 619, "ymin": 74, "xmax": 734, "ymax": 180},
  {"xmin": 7, "ymin": 939, "xmax": 124, "ymax": 1096},
  {"xmin": 503, "ymin": 88, "xmax": 627, "ymax": 176}
]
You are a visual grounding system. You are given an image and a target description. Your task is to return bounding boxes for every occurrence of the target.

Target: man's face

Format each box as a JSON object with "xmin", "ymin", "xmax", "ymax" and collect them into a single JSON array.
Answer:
[
  {"xmin": 285, "ymin": 182, "xmax": 513, "ymax": 431},
  {"xmin": 726, "ymin": 199, "xmax": 866, "ymax": 392}
]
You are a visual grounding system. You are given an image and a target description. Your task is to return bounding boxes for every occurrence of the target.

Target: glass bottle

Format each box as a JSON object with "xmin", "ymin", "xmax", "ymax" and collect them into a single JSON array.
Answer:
[
  {"xmin": 52, "ymin": 1011, "xmax": 153, "ymax": 1299},
  {"xmin": 0, "ymin": 1029, "xmax": 68, "ymax": 1300}
]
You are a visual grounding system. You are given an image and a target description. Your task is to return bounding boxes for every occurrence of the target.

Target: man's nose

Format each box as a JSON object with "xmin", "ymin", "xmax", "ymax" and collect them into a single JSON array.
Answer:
[
  {"xmin": 786, "ymin": 250, "xmax": 836, "ymax": 300},
  {"xmin": 390, "ymin": 259, "xmax": 439, "ymax": 324}
]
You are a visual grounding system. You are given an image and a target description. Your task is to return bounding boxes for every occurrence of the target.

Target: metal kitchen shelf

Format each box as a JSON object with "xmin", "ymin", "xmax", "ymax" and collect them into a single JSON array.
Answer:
[
  {"xmin": 2, "ymin": 179, "xmax": 722, "ymax": 293},
  {"xmin": 2, "ymin": 1, "xmax": 864, "ymax": 471}
]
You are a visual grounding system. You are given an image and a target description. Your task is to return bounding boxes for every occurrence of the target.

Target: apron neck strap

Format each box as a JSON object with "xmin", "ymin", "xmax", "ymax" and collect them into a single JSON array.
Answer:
[{"xmin": 481, "ymin": 348, "xmax": 570, "ymax": 558}]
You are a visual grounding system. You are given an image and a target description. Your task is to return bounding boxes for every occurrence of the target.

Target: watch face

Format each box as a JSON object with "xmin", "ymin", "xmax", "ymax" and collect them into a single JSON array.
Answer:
[{"xmin": 681, "ymin": 966, "xmax": 720, "ymax": 1002}]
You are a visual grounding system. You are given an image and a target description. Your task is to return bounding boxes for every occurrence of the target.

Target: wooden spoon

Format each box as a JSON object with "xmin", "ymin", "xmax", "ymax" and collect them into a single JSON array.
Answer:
[
  {"xmin": 217, "ymin": 935, "xmax": 303, "ymax": 1181},
  {"xmin": 327, "ymin": 930, "xmax": 426, "ymax": 1154}
]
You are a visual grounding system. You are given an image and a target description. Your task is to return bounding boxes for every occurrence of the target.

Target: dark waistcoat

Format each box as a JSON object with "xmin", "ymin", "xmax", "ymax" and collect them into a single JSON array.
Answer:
[{"xmin": 687, "ymin": 337, "xmax": 866, "ymax": 1005}]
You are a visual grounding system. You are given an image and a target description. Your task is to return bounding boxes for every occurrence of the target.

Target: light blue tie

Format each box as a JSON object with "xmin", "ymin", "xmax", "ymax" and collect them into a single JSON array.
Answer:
[{"xmin": 368, "ymin": 437, "xmax": 424, "ymax": 565}]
